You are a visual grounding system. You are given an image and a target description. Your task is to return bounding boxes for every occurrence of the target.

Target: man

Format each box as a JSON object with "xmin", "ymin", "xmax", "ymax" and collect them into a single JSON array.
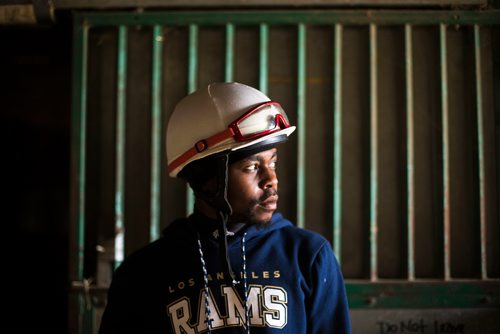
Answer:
[{"xmin": 99, "ymin": 82, "xmax": 351, "ymax": 333}]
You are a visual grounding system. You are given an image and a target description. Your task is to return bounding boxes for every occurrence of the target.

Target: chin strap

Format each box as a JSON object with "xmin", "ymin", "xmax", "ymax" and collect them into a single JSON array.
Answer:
[
  {"xmin": 192, "ymin": 153, "xmax": 238, "ymax": 284},
  {"xmin": 196, "ymin": 153, "xmax": 251, "ymax": 332},
  {"xmin": 219, "ymin": 210, "xmax": 239, "ymax": 285},
  {"xmin": 213, "ymin": 153, "xmax": 233, "ymax": 215},
  {"xmin": 215, "ymin": 154, "xmax": 239, "ymax": 285}
]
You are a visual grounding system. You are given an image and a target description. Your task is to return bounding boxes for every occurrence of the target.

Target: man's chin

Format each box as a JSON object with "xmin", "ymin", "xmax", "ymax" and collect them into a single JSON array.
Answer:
[
  {"xmin": 230, "ymin": 209, "xmax": 274, "ymax": 226},
  {"xmin": 250, "ymin": 209, "xmax": 274, "ymax": 226}
]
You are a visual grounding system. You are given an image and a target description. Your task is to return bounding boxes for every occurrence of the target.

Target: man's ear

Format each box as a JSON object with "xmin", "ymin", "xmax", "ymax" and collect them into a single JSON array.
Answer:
[{"xmin": 199, "ymin": 177, "xmax": 217, "ymax": 196}]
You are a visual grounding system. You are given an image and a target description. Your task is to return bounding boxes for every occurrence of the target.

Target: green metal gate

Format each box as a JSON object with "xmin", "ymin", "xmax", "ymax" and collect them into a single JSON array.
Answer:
[{"xmin": 69, "ymin": 9, "xmax": 500, "ymax": 334}]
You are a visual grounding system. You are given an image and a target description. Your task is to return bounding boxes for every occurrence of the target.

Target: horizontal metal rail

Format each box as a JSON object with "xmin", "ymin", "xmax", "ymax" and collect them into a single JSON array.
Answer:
[
  {"xmin": 346, "ymin": 281, "xmax": 500, "ymax": 308},
  {"xmin": 69, "ymin": 280, "xmax": 500, "ymax": 308},
  {"xmin": 55, "ymin": 0, "xmax": 488, "ymax": 9},
  {"xmin": 76, "ymin": 10, "xmax": 500, "ymax": 26}
]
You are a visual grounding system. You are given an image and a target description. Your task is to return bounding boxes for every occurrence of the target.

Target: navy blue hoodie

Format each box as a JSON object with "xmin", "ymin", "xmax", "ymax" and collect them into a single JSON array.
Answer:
[{"xmin": 99, "ymin": 212, "xmax": 351, "ymax": 333}]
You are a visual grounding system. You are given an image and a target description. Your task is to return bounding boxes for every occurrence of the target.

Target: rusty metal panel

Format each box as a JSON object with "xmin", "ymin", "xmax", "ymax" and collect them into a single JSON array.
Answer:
[
  {"xmin": 72, "ymin": 9, "xmax": 500, "ymax": 278},
  {"xmin": 69, "ymin": 9, "xmax": 500, "ymax": 334}
]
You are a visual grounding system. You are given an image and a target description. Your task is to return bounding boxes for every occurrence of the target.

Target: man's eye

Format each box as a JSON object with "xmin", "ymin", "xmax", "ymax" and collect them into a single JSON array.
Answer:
[
  {"xmin": 269, "ymin": 161, "xmax": 277, "ymax": 169},
  {"xmin": 244, "ymin": 163, "xmax": 259, "ymax": 171}
]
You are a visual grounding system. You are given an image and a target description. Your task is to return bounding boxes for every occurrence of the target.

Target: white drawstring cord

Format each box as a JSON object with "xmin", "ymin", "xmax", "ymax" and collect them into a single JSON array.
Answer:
[{"xmin": 197, "ymin": 233, "xmax": 250, "ymax": 333}]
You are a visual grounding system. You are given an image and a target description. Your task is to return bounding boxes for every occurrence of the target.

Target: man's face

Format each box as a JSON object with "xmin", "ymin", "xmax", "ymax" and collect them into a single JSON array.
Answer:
[{"xmin": 227, "ymin": 147, "xmax": 279, "ymax": 225}]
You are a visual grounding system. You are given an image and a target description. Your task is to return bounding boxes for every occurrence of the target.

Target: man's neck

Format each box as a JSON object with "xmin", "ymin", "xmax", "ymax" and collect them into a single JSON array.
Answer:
[
  {"xmin": 194, "ymin": 200, "xmax": 250, "ymax": 234},
  {"xmin": 194, "ymin": 199, "xmax": 218, "ymax": 220}
]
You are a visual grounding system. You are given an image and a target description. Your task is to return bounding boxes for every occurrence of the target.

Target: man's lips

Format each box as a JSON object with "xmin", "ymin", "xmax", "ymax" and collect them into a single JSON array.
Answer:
[{"xmin": 257, "ymin": 195, "xmax": 278, "ymax": 210}]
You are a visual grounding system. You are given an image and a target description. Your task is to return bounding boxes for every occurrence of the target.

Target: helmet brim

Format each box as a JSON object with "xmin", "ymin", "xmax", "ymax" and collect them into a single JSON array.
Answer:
[{"xmin": 169, "ymin": 126, "xmax": 296, "ymax": 177}]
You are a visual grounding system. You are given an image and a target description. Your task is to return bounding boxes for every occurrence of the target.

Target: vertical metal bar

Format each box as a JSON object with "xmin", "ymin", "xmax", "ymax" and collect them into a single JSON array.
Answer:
[
  {"xmin": 474, "ymin": 24, "xmax": 488, "ymax": 279},
  {"xmin": 259, "ymin": 23, "xmax": 269, "ymax": 94},
  {"xmin": 440, "ymin": 23, "xmax": 451, "ymax": 280},
  {"xmin": 71, "ymin": 17, "xmax": 88, "ymax": 334},
  {"xmin": 188, "ymin": 25, "xmax": 198, "ymax": 93},
  {"xmin": 150, "ymin": 25, "xmax": 163, "ymax": 242},
  {"xmin": 405, "ymin": 24, "xmax": 416, "ymax": 281},
  {"xmin": 71, "ymin": 17, "xmax": 88, "ymax": 291},
  {"xmin": 225, "ymin": 23, "xmax": 234, "ymax": 82},
  {"xmin": 297, "ymin": 23, "xmax": 306, "ymax": 229},
  {"xmin": 369, "ymin": 23, "xmax": 378, "ymax": 281},
  {"xmin": 333, "ymin": 23, "xmax": 343, "ymax": 261},
  {"xmin": 114, "ymin": 25, "xmax": 127, "ymax": 269},
  {"xmin": 186, "ymin": 24, "xmax": 198, "ymax": 215}
]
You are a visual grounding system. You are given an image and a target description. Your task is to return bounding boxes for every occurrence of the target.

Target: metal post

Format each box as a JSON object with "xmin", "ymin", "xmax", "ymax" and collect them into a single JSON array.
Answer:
[
  {"xmin": 225, "ymin": 23, "xmax": 234, "ymax": 82},
  {"xmin": 297, "ymin": 23, "xmax": 306, "ymax": 229},
  {"xmin": 114, "ymin": 25, "xmax": 128, "ymax": 269},
  {"xmin": 150, "ymin": 25, "xmax": 163, "ymax": 242},
  {"xmin": 474, "ymin": 24, "xmax": 488, "ymax": 279},
  {"xmin": 186, "ymin": 24, "xmax": 198, "ymax": 215},
  {"xmin": 259, "ymin": 23, "xmax": 269, "ymax": 94},
  {"xmin": 70, "ymin": 17, "xmax": 89, "ymax": 334},
  {"xmin": 440, "ymin": 23, "xmax": 451, "ymax": 281},
  {"xmin": 369, "ymin": 23, "xmax": 378, "ymax": 281},
  {"xmin": 405, "ymin": 24, "xmax": 415, "ymax": 281},
  {"xmin": 333, "ymin": 23, "xmax": 343, "ymax": 261}
]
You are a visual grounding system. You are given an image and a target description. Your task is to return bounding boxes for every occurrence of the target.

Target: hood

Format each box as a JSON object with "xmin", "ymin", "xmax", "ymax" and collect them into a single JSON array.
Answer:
[
  {"xmin": 162, "ymin": 211, "xmax": 292, "ymax": 247},
  {"xmin": 161, "ymin": 211, "xmax": 293, "ymax": 334}
]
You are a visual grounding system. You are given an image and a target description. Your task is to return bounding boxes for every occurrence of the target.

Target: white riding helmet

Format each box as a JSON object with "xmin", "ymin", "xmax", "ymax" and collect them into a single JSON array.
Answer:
[{"xmin": 166, "ymin": 82, "xmax": 296, "ymax": 177}]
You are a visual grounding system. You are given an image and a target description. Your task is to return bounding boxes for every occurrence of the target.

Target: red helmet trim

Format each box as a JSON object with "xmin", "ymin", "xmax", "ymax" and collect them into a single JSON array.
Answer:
[{"xmin": 167, "ymin": 127, "xmax": 235, "ymax": 174}]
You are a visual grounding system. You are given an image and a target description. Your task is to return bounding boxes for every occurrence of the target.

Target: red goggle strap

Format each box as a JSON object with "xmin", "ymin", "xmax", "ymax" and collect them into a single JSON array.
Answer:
[
  {"xmin": 232, "ymin": 112, "xmax": 289, "ymax": 141},
  {"xmin": 168, "ymin": 127, "xmax": 235, "ymax": 175}
]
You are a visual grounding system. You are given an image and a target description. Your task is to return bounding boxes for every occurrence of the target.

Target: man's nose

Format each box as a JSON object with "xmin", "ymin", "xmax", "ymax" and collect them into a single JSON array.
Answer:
[{"xmin": 260, "ymin": 167, "xmax": 278, "ymax": 189}]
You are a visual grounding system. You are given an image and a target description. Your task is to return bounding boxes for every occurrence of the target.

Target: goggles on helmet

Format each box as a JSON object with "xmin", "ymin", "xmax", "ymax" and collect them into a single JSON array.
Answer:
[{"xmin": 168, "ymin": 101, "xmax": 291, "ymax": 174}]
